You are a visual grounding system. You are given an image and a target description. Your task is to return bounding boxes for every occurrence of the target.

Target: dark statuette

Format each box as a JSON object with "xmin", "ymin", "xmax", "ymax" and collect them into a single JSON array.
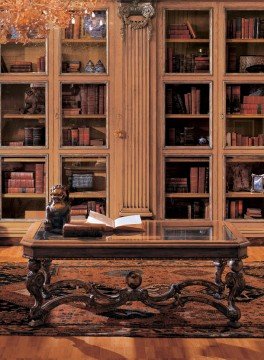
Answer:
[{"xmin": 44, "ymin": 185, "xmax": 71, "ymax": 233}]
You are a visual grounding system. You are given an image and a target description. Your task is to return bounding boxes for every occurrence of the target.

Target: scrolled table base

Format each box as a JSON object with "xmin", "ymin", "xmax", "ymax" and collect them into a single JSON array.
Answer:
[{"xmin": 26, "ymin": 260, "xmax": 245, "ymax": 328}]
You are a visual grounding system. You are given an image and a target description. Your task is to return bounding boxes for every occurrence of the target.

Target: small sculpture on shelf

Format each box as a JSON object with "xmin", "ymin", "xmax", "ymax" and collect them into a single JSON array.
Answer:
[
  {"xmin": 44, "ymin": 185, "xmax": 71, "ymax": 233},
  {"xmin": 21, "ymin": 84, "xmax": 45, "ymax": 114},
  {"xmin": 84, "ymin": 60, "xmax": 95, "ymax": 73},
  {"xmin": 94, "ymin": 60, "xmax": 106, "ymax": 73}
]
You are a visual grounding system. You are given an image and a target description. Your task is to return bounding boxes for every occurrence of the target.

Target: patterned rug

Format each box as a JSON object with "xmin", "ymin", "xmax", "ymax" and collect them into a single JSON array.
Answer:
[{"xmin": 0, "ymin": 260, "xmax": 263, "ymax": 337}]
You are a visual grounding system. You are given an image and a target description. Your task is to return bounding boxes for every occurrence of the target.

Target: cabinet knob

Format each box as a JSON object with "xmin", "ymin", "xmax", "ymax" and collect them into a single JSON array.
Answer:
[{"xmin": 114, "ymin": 129, "xmax": 126, "ymax": 139}]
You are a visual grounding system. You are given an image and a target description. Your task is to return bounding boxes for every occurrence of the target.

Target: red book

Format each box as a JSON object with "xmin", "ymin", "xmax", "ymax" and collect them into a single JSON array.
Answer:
[
  {"xmin": 73, "ymin": 15, "xmax": 81, "ymax": 39},
  {"xmin": 190, "ymin": 167, "xmax": 198, "ymax": 193},
  {"xmin": 98, "ymin": 85, "xmax": 105, "ymax": 115},
  {"xmin": 168, "ymin": 128, "xmax": 176, "ymax": 145},
  {"xmin": 83, "ymin": 127, "xmax": 90, "ymax": 146},
  {"xmin": 191, "ymin": 87, "xmax": 196, "ymax": 114},
  {"xmin": 10, "ymin": 172, "xmax": 34, "ymax": 179},
  {"xmin": 78, "ymin": 127, "xmax": 84, "ymax": 146},
  {"xmin": 249, "ymin": 18, "xmax": 254, "ymax": 39},
  {"xmin": 231, "ymin": 132, "xmax": 237, "ymax": 146},
  {"xmin": 184, "ymin": 93, "xmax": 190, "ymax": 114},
  {"xmin": 168, "ymin": 24, "xmax": 189, "ymax": 30},
  {"xmin": 168, "ymin": 30, "xmax": 190, "ymax": 35},
  {"xmin": 35, "ymin": 164, "xmax": 44, "ymax": 194},
  {"xmin": 7, "ymin": 187, "xmax": 35, "ymax": 193},
  {"xmin": 196, "ymin": 89, "xmax": 200, "ymax": 114},
  {"xmin": 244, "ymin": 19, "xmax": 249, "ymax": 39},
  {"xmin": 198, "ymin": 167, "xmax": 205, "ymax": 193},
  {"xmin": 7, "ymin": 179, "xmax": 34, "ymax": 188},
  {"xmin": 71, "ymin": 128, "xmax": 79, "ymax": 146},
  {"xmin": 167, "ymin": 47, "xmax": 173, "ymax": 73},
  {"xmin": 230, "ymin": 201, "xmax": 236, "ymax": 219}
]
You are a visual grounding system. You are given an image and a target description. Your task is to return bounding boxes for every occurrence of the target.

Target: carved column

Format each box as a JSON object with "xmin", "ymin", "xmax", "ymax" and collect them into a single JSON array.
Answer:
[{"xmin": 118, "ymin": 1, "xmax": 155, "ymax": 217}]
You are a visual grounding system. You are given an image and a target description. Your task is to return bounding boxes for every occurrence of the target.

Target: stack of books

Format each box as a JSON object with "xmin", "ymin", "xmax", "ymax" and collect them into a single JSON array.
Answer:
[
  {"xmin": 62, "ymin": 61, "xmax": 81, "ymax": 73},
  {"xmin": 10, "ymin": 61, "xmax": 32, "ymax": 72},
  {"xmin": 166, "ymin": 178, "xmax": 188, "ymax": 193},
  {"xmin": 167, "ymin": 21, "xmax": 196, "ymax": 39},
  {"xmin": 245, "ymin": 207, "xmax": 262, "ymax": 219},
  {"xmin": 4, "ymin": 172, "xmax": 35, "ymax": 193},
  {"xmin": 194, "ymin": 56, "xmax": 209, "ymax": 73},
  {"xmin": 241, "ymin": 95, "xmax": 264, "ymax": 114}
]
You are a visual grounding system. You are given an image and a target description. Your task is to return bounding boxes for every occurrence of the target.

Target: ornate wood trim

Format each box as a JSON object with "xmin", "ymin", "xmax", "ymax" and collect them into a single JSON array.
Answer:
[{"xmin": 118, "ymin": 0, "xmax": 155, "ymax": 40}]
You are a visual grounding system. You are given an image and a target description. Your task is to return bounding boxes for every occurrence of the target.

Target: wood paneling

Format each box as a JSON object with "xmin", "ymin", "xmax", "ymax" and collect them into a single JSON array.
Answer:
[{"xmin": 120, "ymin": 25, "xmax": 152, "ymax": 217}]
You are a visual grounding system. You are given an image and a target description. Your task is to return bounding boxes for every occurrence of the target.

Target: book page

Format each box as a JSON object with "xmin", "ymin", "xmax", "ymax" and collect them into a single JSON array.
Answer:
[
  {"xmin": 86, "ymin": 211, "xmax": 114, "ymax": 228},
  {"xmin": 114, "ymin": 215, "xmax": 142, "ymax": 228}
]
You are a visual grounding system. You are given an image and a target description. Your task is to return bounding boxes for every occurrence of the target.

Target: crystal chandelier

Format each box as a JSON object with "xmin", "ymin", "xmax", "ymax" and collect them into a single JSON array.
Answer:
[{"xmin": 0, "ymin": 0, "xmax": 98, "ymax": 43}]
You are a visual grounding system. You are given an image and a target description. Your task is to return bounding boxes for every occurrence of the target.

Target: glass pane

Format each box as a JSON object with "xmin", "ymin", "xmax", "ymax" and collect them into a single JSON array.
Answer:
[
  {"xmin": 1, "ymin": 157, "xmax": 46, "ymax": 219},
  {"xmin": 61, "ymin": 156, "xmax": 107, "ymax": 219},
  {"xmin": 1, "ymin": 39, "xmax": 47, "ymax": 74},
  {"xmin": 61, "ymin": 83, "xmax": 106, "ymax": 148},
  {"xmin": 226, "ymin": 10, "xmax": 264, "ymax": 74},
  {"xmin": 1, "ymin": 83, "xmax": 46, "ymax": 147},
  {"xmin": 165, "ymin": 10, "xmax": 210, "ymax": 74},
  {"xmin": 61, "ymin": 10, "xmax": 107, "ymax": 74},
  {"xmin": 225, "ymin": 83, "xmax": 264, "ymax": 147}
]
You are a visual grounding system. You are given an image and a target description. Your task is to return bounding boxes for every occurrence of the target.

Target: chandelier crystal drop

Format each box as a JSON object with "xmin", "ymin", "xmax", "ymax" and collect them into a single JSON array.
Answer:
[{"xmin": 0, "ymin": 0, "xmax": 98, "ymax": 43}]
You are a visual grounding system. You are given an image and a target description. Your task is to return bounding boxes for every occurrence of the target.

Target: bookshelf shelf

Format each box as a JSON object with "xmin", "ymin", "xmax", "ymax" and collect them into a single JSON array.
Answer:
[
  {"xmin": 226, "ymin": 39, "xmax": 264, "ymax": 43},
  {"xmin": 166, "ymin": 114, "xmax": 210, "ymax": 119},
  {"xmin": 2, "ymin": 193, "xmax": 45, "ymax": 199},
  {"xmin": 3, "ymin": 114, "xmax": 46, "ymax": 119},
  {"xmin": 226, "ymin": 192, "xmax": 264, "ymax": 198},
  {"xmin": 166, "ymin": 39, "xmax": 209, "ymax": 43},
  {"xmin": 226, "ymin": 115, "xmax": 264, "ymax": 119},
  {"xmin": 166, "ymin": 193, "xmax": 209, "ymax": 198},
  {"xmin": 63, "ymin": 115, "xmax": 106, "ymax": 119},
  {"xmin": 69, "ymin": 191, "xmax": 106, "ymax": 198},
  {"xmin": 0, "ymin": 39, "xmax": 46, "ymax": 45},
  {"xmin": 62, "ymin": 39, "xmax": 106, "ymax": 44}
]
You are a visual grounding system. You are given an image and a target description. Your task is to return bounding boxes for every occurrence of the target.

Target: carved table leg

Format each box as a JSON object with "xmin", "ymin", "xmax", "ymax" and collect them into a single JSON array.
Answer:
[
  {"xmin": 214, "ymin": 259, "xmax": 227, "ymax": 299},
  {"xmin": 225, "ymin": 259, "xmax": 245, "ymax": 328},
  {"xmin": 26, "ymin": 259, "xmax": 46, "ymax": 327},
  {"xmin": 41, "ymin": 259, "xmax": 52, "ymax": 299}
]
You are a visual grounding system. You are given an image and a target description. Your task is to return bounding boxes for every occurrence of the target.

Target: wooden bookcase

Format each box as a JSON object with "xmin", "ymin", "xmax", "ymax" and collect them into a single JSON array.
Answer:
[{"xmin": 1, "ymin": 0, "xmax": 264, "ymax": 238}]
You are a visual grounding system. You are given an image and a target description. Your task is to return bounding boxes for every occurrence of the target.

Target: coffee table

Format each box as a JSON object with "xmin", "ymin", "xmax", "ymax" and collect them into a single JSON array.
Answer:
[{"xmin": 21, "ymin": 220, "xmax": 249, "ymax": 328}]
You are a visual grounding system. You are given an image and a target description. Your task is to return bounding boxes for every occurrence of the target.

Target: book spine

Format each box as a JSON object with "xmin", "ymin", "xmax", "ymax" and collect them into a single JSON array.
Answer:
[
  {"xmin": 198, "ymin": 167, "xmax": 205, "ymax": 193},
  {"xmin": 9, "ymin": 172, "xmax": 34, "ymax": 179},
  {"xmin": 190, "ymin": 167, "xmax": 198, "ymax": 193},
  {"xmin": 35, "ymin": 163, "xmax": 44, "ymax": 194},
  {"xmin": 83, "ymin": 127, "xmax": 90, "ymax": 146}
]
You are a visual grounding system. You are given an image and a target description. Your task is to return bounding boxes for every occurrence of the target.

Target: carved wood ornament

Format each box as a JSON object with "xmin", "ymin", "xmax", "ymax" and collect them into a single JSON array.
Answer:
[{"xmin": 118, "ymin": 0, "xmax": 155, "ymax": 40}]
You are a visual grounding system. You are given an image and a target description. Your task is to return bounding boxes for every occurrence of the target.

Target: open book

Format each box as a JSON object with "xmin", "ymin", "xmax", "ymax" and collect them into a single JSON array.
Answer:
[{"xmin": 86, "ymin": 211, "xmax": 143, "ymax": 232}]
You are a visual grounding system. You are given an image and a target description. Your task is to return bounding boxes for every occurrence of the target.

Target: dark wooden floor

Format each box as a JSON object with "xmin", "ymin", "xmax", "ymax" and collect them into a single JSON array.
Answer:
[{"xmin": 0, "ymin": 246, "xmax": 263, "ymax": 360}]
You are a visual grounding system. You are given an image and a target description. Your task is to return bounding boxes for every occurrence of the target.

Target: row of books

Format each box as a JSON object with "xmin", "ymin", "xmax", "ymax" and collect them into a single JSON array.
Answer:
[
  {"xmin": 227, "ymin": 199, "xmax": 262, "ymax": 219},
  {"xmin": 24, "ymin": 127, "xmax": 45, "ymax": 146},
  {"xmin": 62, "ymin": 85, "xmax": 105, "ymax": 116},
  {"xmin": 166, "ymin": 167, "xmax": 209, "ymax": 193},
  {"xmin": 167, "ymin": 126, "xmax": 199, "ymax": 146},
  {"xmin": 166, "ymin": 50, "xmax": 209, "ymax": 73},
  {"xmin": 226, "ymin": 132, "xmax": 264, "ymax": 146},
  {"xmin": 3, "ymin": 165, "xmax": 45, "ymax": 194},
  {"xmin": 62, "ymin": 127, "xmax": 90, "ymax": 146},
  {"xmin": 166, "ymin": 199, "xmax": 209, "ymax": 219},
  {"xmin": 166, "ymin": 87, "xmax": 201, "ymax": 114},
  {"xmin": 167, "ymin": 22, "xmax": 197, "ymax": 39},
  {"xmin": 227, "ymin": 17, "xmax": 264, "ymax": 39},
  {"xmin": 65, "ymin": 15, "xmax": 83, "ymax": 39}
]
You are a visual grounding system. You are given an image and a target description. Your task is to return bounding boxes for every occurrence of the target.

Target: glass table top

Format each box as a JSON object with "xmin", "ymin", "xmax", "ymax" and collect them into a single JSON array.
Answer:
[{"xmin": 33, "ymin": 221, "xmax": 240, "ymax": 244}]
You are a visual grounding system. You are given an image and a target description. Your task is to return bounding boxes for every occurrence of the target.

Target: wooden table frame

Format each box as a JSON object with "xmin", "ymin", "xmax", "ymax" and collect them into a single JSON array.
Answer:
[{"xmin": 21, "ymin": 220, "xmax": 249, "ymax": 328}]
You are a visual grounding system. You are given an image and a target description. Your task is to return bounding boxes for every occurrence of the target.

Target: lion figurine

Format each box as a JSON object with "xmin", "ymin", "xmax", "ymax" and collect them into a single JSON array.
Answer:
[{"xmin": 44, "ymin": 185, "xmax": 71, "ymax": 233}]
